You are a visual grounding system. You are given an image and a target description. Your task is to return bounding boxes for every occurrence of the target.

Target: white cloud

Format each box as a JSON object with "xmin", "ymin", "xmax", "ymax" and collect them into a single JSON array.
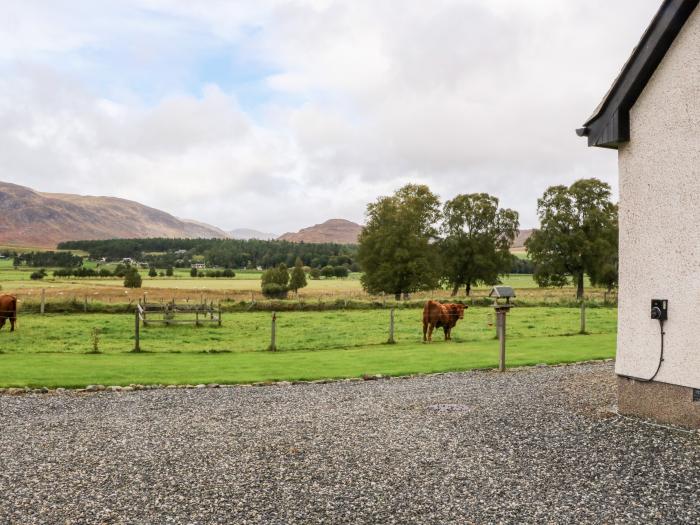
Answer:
[{"xmin": 0, "ymin": 0, "xmax": 662, "ymax": 232}]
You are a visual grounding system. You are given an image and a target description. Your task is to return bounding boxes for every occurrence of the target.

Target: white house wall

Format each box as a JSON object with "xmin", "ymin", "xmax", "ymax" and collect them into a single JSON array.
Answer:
[{"xmin": 617, "ymin": 6, "xmax": 700, "ymax": 388}]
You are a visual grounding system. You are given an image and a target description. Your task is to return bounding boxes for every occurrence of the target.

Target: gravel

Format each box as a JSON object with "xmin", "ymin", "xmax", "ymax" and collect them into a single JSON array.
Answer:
[{"xmin": 1, "ymin": 362, "xmax": 699, "ymax": 524}]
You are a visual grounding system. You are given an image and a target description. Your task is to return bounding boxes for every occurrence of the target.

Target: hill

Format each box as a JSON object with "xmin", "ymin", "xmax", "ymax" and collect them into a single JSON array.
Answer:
[
  {"xmin": 0, "ymin": 181, "xmax": 228, "ymax": 248},
  {"xmin": 512, "ymin": 228, "xmax": 534, "ymax": 249},
  {"xmin": 278, "ymin": 219, "xmax": 363, "ymax": 245},
  {"xmin": 228, "ymin": 228, "xmax": 277, "ymax": 240}
]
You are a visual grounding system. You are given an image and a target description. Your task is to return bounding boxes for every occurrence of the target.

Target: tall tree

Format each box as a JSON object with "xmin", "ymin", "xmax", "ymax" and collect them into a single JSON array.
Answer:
[
  {"xmin": 526, "ymin": 179, "xmax": 618, "ymax": 300},
  {"xmin": 440, "ymin": 193, "xmax": 519, "ymax": 296},
  {"xmin": 358, "ymin": 184, "xmax": 441, "ymax": 299},
  {"xmin": 289, "ymin": 258, "xmax": 308, "ymax": 293}
]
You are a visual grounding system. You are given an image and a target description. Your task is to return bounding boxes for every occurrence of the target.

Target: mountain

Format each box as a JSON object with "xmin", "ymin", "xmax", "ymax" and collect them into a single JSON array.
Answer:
[
  {"xmin": 0, "ymin": 181, "xmax": 229, "ymax": 248},
  {"xmin": 278, "ymin": 219, "xmax": 363, "ymax": 245},
  {"xmin": 228, "ymin": 228, "xmax": 277, "ymax": 240},
  {"xmin": 512, "ymin": 228, "xmax": 534, "ymax": 249}
]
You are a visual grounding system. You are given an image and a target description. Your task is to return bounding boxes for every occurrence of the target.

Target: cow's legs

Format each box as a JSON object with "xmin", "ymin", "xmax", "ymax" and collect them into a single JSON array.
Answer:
[
  {"xmin": 0, "ymin": 318, "xmax": 5, "ymax": 331},
  {"xmin": 423, "ymin": 321, "xmax": 428, "ymax": 342},
  {"xmin": 444, "ymin": 326, "xmax": 450, "ymax": 341},
  {"xmin": 427, "ymin": 324, "xmax": 434, "ymax": 342},
  {"xmin": 10, "ymin": 316, "xmax": 15, "ymax": 332}
]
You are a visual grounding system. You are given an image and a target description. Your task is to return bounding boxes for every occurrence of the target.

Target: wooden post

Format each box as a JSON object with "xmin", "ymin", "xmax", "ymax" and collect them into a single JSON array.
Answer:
[
  {"xmin": 84, "ymin": 295, "xmax": 88, "ymax": 312},
  {"xmin": 387, "ymin": 307, "xmax": 396, "ymax": 344},
  {"xmin": 218, "ymin": 301, "xmax": 222, "ymax": 327},
  {"xmin": 195, "ymin": 309, "xmax": 199, "ymax": 326},
  {"xmin": 40, "ymin": 288, "xmax": 45, "ymax": 315},
  {"xmin": 495, "ymin": 307, "xmax": 508, "ymax": 372},
  {"xmin": 580, "ymin": 300, "xmax": 586, "ymax": 334},
  {"xmin": 134, "ymin": 308, "xmax": 141, "ymax": 352},
  {"xmin": 269, "ymin": 312, "xmax": 277, "ymax": 351}
]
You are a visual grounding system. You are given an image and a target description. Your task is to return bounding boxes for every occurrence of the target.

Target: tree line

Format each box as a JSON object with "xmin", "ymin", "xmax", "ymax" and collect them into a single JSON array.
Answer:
[
  {"xmin": 57, "ymin": 238, "xmax": 359, "ymax": 270},
  {"xmin": 357, "ymin": 180, "xmax": 617, "ymax": 300}
]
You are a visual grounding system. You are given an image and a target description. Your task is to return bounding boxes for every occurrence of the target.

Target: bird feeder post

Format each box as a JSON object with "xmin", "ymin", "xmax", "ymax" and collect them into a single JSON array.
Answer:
[
  {"xmin": 495, "ymin": 307, "xmax": 508, "ymax": 372},
  {"xmin": 489, "ymin": 286, "xmax": 516, "ymax": 373}
]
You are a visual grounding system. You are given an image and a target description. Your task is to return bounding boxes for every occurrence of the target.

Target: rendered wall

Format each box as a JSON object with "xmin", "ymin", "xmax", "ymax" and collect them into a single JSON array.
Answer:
[{"xmin": 617, "ymin": 6, "xmax": 700, "ymax": 388}]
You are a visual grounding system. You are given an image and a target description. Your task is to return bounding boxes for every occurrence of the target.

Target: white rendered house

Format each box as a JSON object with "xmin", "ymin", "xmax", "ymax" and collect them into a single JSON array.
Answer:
[{"xmin": 578, "ymin": 0, "xmax": 700, "ymax": 427}]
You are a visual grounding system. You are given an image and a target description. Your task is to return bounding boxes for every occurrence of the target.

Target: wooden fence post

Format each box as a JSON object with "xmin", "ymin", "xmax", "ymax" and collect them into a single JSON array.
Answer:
[
  {"xmin": 269, "ymin": 312, "xmax": 277, "ymax": 351},
  {"xmin": 40, "ymin": 288, "xmax": 45, "ymax": 315},
  {"xmin": 580, "ymin": 300, "xmax": 586, "ymax": 334},
  {"xmin": 84, "ymin": 295, "xmax": 88, "ymax": 312},
  {"xmin": 134, "ymin": 308, "xmax": 141, "ymax": 352},
  {"xmin": 387, "ymin": 307, "xmax": 396, "ymax": 344}
]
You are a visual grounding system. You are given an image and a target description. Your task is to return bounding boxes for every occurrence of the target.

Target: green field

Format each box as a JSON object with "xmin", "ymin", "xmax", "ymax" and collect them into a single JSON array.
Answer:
[{"xmin": 0, "ymin": 307, "xmax": 616, "ymax": 387}]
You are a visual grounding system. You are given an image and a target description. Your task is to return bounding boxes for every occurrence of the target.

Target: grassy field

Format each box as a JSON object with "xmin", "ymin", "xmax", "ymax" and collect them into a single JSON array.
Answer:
[{"xmin": 0, "ymin": 307, "xmax": 616, "ymax": 387}]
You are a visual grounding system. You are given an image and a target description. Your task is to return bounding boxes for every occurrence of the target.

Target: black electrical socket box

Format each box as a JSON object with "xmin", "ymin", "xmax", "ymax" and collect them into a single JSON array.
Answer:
[{"xmin": 651, "ymin": 299, "xmax": 668, "ymax": 321}]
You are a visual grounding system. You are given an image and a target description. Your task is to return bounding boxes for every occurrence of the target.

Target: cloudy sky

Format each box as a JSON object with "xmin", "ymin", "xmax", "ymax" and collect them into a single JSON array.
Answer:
[{"xmin": 0, "ymin": 0, "xmax": 661, "ymax": 233}]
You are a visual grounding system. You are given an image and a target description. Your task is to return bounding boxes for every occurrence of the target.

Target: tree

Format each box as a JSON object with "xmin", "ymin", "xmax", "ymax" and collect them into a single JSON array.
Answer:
[
  {"xmin": 526, "ymin": 179, "xmax": 618, "ymax": 300},
  {"xmin": 440, "ymin": 193, "xmax": 519, "ymax": 296},
  {"xmin": 261, "ymin": 263, "xmax": 290, "ymax": 298},
  {"xmin": 30, "ymin": 269, "xmax": 47, "ymax": 280},
  {"xmin": 320, "ymin": 265, "xmax": 335, "ymax": 278},
  {"xmin": 588, "ymin": 206, "xmax": 619, "ymax": 294},
  {"xmin": 333, "ymin": 265, "xmax": 349, "ymax": 278},
  {"xmin": 358, "ymin": 184, "xmax": 441, "ymax": 299},
  {"xmin": 166, "ymin": 266, "xmax": 174, "ymax": 276},
  {"xmin": 289, "ymin": 258, "xmax": 308, "ymax": 293},
  {"xmin": 148, "ymin": 266, "xmax": 157, "ymax": 277},
  {"xmin": 123, "ymin": 267, "xmax": 142, "ymax": 288},
  {"xmin": 309, "ymin": 268, "xmax": 321, "ymax": 280},
  {"xmin": 190, "ymin": 267, "xmax": 198, "ymax": 277}
]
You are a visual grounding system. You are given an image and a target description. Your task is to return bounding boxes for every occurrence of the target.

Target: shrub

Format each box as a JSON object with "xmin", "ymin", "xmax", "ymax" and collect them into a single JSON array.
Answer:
[
  {"xmin": 333, "ymin": 265, "xmax": 349, "ymax": 278},
  {"xmin": 124, "ymin": 268, "xmax": 142, "ymax": 288},
  {"xmin": 148, "ymin": 267, "xmax": 157, "ymax": 277},
  {"xmin": 309, "ymin": 268, "xmax": 321, "ymax": 280},
  {"xmin": 190, "ymin": 267, "xmax": 198, "ymax": 277},
  {"xmin": 222, "ymin": 268, "xmax": 235, "ymax": 278},
  {"xmin": 261, "ymin": 282, "xmax": 288, "ymax": 299},
  {"xmin": 113, "ymin": 264, "xmax": 128, "ymax": 277},
  {"xmin": 30, "ymin": 269, "xmax": 47, "ymax": 280},
  {"xmin": 261, "ymin": 263, "xmax": 290, "ymax": 298},
  {"xmin": 321, "ymin": 265, "xmax": 335, "ymax": 278},
  {"xmin": 166, "ymin": 267, "xmax": 174, "ymax": 276}
]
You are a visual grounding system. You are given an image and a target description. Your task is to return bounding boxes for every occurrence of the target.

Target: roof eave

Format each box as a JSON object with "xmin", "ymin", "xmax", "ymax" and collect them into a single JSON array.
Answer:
[{"xmin": 577, "ymin": 0, "xmax": 699, "ymax": 149}]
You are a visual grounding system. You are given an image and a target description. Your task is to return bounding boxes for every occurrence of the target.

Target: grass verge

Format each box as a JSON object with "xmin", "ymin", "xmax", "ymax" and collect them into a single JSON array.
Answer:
[{"xmin": 0, "ymin": 333, "xmax": 615, "ymax": 388}]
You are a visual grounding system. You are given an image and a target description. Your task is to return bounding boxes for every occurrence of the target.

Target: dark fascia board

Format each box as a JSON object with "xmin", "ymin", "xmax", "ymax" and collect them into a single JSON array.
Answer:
[{"xmin": 577, "ymin": 0, "xmax": 699, "ymax": 149}]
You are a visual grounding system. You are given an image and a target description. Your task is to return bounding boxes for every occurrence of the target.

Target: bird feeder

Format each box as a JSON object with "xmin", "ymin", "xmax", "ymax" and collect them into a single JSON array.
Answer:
[{"xmin": 489, "ymin": 286, "xmax": 516, "ymax": 372}]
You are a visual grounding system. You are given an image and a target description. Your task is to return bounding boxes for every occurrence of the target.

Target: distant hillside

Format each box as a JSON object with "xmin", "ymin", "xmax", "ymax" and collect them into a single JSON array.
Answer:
[
  {"xmin": 228, "ymin": 228, "xmax": 277, "ymax": 241},
  {"xmin": 0, "ymin": 181, "xmax": 228, "ymax": 248},
  {"xmin": 512, "ymin": 228, "xmax": 534, "ymax": 249},
  {"xmin": 278, "ymin": 219, "xmax": 362, "ymax": 245}
]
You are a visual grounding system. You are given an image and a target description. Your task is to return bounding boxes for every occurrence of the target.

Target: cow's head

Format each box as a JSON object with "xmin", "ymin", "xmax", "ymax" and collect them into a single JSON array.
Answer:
[{"xmin": 452, "ymin": 303, "xmax": 466, "ymax": 319}]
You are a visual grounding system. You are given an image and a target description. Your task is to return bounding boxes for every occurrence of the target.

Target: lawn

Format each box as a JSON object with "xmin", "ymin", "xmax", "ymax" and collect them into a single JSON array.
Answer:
[{"xmin": 0, "ymin": 307, "xmax": 616, "ymax": 387}]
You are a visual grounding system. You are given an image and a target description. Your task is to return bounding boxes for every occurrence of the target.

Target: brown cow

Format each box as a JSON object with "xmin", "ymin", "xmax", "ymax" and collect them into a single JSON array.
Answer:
[
  {"xmin": 0, "ymin": 294, "xmax": 17, "ymax": 332},
  {"xmin": 422, "ymin": 300, "xmax": 466, "ymax": 342}
]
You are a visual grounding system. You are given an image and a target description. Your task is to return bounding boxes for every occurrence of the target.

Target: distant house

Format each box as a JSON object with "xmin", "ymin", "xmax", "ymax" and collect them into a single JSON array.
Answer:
[
  {"xmin": 121, "ymin": 258, "xmax": 135, "ymax": 265},
  {"xmin": 577, "ymin": 0, "xmax": 700, "ymax": 428},
  {"xmin": 191, "ymin": 263, "xmax": 206, "ymax": 270}
]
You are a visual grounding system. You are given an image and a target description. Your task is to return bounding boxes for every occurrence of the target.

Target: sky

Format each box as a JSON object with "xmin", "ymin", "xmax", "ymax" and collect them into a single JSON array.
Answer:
[{"xmin": 0, "ymin": 0, "xmax": 662, "ymax": 234}]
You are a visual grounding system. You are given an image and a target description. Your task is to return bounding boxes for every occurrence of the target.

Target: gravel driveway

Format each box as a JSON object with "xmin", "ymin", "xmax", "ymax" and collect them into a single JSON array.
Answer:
[{"xmin": 1, "ymin": 362, "xmax": 699, "ymax": 524}]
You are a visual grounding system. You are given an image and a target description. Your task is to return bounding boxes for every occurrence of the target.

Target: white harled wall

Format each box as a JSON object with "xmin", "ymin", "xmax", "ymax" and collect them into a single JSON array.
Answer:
[{"xmin": 617, "ymin": 6, "xmax": 700, "ymax": 388}]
